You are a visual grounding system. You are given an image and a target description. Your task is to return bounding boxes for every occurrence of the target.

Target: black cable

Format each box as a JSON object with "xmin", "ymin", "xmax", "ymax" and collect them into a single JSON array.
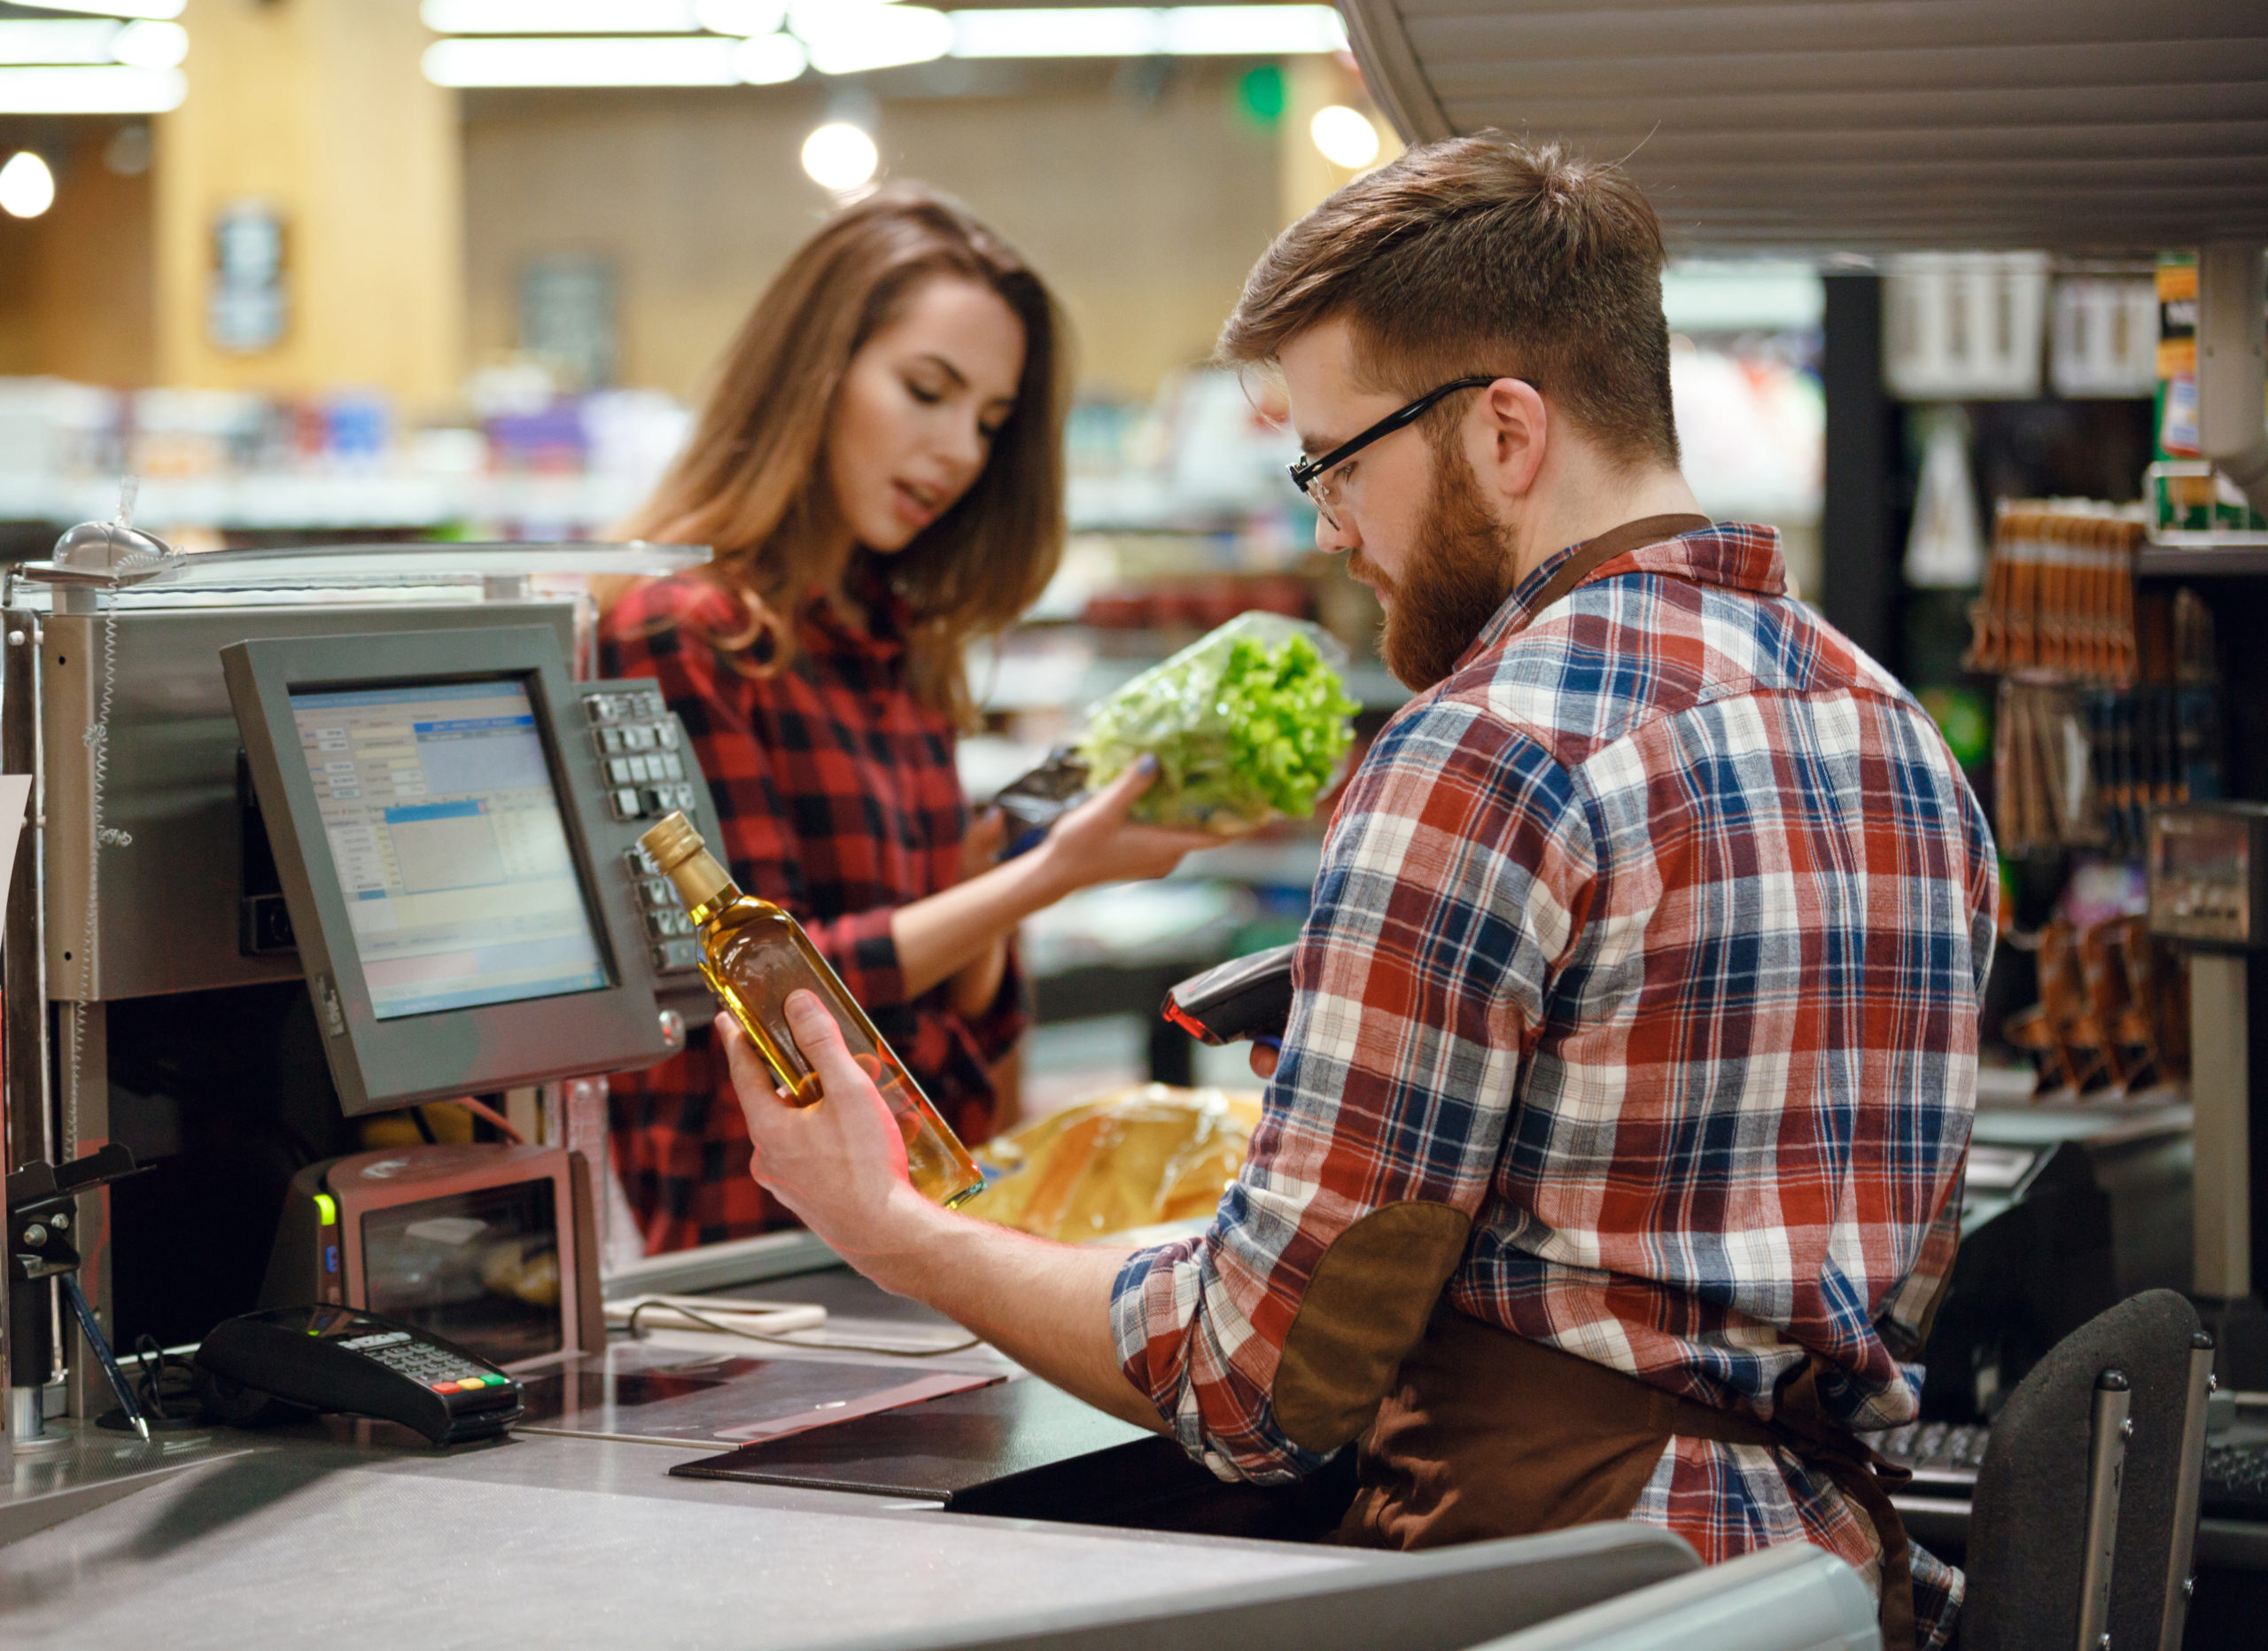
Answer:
[
  {"xmin": 129, "ymin": 1334, "xmax": 203, "ymax": 1422},
  {"xmin": 623, "ymin": 1298, "xmax": 982, "ymax": 1359},
  {"xmin": 409, "ymin": 1105, "xmax": 439, "ymax": 1145}
]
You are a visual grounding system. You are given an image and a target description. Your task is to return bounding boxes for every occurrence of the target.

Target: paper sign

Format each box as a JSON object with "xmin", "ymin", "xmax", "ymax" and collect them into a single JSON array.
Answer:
[{"xmin": 0, "ymin": 775, "xmax": 29, "ymax": 915}]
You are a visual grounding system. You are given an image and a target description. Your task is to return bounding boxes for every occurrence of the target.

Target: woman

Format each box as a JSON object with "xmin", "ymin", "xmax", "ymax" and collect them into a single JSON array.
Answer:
[{"xmin": 602, "ymin": 186, "xmax": 1213, "ymax": 1253}]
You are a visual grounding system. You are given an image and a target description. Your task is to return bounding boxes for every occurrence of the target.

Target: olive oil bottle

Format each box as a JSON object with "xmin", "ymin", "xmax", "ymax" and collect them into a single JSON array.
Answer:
[{"xmin": 640, "ymin": 812, "xmax": 985, "ymax": 1209}]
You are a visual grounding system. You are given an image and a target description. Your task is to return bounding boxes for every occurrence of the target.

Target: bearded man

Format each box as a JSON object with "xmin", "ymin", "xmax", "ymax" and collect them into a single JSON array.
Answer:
[{"xmin": 718, "ymin": 136, "xmax": 1996, "ymax": 1651}]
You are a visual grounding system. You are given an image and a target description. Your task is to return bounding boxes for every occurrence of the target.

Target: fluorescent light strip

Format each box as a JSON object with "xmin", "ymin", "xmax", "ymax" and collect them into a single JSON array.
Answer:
[
  {"xmin": 5, "ymin": 0, "xmax": 183, "ymax": 18},
  {"xmin": 944, "ymin": 8, "xmax": 1153, "ymax": 58},
  {"xmin": 420, "ymin": 0, "xmax": 702, "ymax": 33},
  {"xmin": 0, "ymin": 64, "xmax": 183, "ymax": 113},
  {"xmin": 1159, "ymin": 6, "xmax": 1345, "ymax": 55},
  {"xmin": 792, "ymin": 1, "xmax": 952, "ymax": 76},
  {"xmin": 422, "ymin": 36, "xmax": 745, "ymax": 86},
  {"xmin": 0, "ymin": 20, "xmax": 120, "ymax": 66},
  {"xmin": 944, "ymin": 7, "xmax": 1346, "ymax": 58}
]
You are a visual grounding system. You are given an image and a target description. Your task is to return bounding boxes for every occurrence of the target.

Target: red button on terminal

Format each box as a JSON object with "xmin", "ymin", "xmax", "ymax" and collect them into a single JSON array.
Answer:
[{"xmin": 431, "ymin": 1381, "xmax": 460, "ymax": 1392}]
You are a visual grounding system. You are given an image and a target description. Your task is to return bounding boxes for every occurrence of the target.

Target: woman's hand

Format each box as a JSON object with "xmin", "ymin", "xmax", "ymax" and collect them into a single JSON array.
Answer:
[
  {"xmin": 1034, "ymin": 757, "xmax": 1223, "ymax": 899},
  {"xmin": 716, "ymin": 995, "xmax": 932, "ymax": 1273}
]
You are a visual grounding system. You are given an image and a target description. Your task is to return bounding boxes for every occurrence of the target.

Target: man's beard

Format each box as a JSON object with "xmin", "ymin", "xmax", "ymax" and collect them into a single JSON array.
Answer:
[{"xmin": 1357, "ymin": 450, "xmax": 1516, "ymax": 691}]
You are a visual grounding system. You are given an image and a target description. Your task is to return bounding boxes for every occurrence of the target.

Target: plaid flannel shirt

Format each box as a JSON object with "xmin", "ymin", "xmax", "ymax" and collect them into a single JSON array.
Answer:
[
  {"xmin": 602, "ymin": 572, "xmax": 1026, "ymax": 1252},
  {"xmin": 1112, "ymin": 524, "xmax": 1994, "ymax": 1648}
]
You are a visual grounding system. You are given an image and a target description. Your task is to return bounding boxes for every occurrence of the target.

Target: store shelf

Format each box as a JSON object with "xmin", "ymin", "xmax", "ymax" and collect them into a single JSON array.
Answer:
[
  {"xmin": 0, "ymin": 472, "xmax": 656, "ymax": 533},
  {"xmin": 2138, "ymin": 541, "xmax": 2268, "ymax": 579}
]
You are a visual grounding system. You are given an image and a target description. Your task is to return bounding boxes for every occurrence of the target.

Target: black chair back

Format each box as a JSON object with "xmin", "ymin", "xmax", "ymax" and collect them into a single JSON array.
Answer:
[{"xmin": 1963, "ymin": 1289, "xmax": 2207, "ymax": 1651}]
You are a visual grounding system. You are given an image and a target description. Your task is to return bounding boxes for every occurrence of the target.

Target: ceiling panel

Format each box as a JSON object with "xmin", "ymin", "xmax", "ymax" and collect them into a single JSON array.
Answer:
[{"xmin": 1340, "ymin": 0, "xmax": 2268, "ymax": 249}]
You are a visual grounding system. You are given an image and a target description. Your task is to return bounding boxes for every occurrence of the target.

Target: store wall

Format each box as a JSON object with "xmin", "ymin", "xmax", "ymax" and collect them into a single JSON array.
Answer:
[
  {"xmin": 462, "ymin": 68, "xmax": 1281, "ymax": 404},
  {"xmin": 0, "ymin": 126, "xmax": 155, "ymax": 385},
  {"xmin": 154, "ymin": 0, "xmax": 462, "ymax": 407}
]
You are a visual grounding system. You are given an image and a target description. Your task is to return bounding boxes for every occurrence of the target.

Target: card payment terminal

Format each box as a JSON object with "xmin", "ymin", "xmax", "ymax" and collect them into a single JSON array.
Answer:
[{"xmin": 196, "ymin": 1304, "xmax": 524, "ymax": 1445}]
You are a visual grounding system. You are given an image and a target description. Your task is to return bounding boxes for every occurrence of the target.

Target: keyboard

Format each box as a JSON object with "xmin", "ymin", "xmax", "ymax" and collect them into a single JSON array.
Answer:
[
  {"xmin": 2202, "ymin": 1442, "xmax": 2268, "ymax": 1521},
  {"xmin": 1862, "ymin": 1421, "xmax": 2268, "ymax": 1522},
  {"xmin": 1864, "ymin": 1421, "xmax": 1992, "ymax": 1491}
]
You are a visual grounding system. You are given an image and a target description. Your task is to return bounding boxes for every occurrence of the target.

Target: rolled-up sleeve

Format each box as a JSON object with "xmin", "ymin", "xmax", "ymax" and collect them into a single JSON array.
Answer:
[{"xmin": 1109, "ymin": 701, "xmax": 1598, "ymax": 1481}]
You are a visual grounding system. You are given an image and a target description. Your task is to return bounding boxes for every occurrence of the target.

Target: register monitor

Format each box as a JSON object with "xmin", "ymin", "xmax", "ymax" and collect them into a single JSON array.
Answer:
[{"xmin": 222, "ymin": 625, "xmax": 686, "ymax": 1115}]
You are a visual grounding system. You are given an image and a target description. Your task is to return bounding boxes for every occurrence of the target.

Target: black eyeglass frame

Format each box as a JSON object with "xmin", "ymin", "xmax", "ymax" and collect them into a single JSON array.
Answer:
[{"xmin": 1285, "ymin": 375, "xmax": 1527, "ymax": 501}]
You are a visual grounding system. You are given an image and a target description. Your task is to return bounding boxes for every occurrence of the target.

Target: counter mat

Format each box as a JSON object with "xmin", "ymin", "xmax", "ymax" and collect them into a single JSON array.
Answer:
[{"xmin": 671, "ymin": 1375, "xmax": 1182, "ymax": 1510}]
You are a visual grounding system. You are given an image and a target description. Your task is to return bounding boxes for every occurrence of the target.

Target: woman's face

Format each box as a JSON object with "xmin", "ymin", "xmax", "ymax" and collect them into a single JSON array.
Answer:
[{"xmin": 825, "ymin": 275, "xmax": 1027, "ymax": 554}]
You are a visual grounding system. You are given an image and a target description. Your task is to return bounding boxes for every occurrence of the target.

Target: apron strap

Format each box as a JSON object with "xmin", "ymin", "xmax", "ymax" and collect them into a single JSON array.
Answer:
[
  {"xmin": 1651, "ymin": 1359, "xmax": 1920, "ymax": 1651},
  {"xmin": 1515, "ymin": 512, "xmax": 1714, "ymax": 626}
]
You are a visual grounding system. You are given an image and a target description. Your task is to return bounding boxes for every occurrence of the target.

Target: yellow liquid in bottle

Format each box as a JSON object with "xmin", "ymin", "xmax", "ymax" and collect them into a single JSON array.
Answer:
[{"xmin": 645, "ymin": 815, "xmax": 985, "ymax": 1210}]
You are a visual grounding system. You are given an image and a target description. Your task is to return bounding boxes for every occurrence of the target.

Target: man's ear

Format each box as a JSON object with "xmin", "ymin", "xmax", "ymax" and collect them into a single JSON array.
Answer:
[{"xmin": 1469, "ymin": 377, "xmax": 1549, "ymax": 503}]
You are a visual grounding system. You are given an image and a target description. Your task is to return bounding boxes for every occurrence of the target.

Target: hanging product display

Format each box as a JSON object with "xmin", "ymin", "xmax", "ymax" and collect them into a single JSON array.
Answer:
[{"xmin": 1969, "ymin": 503, "xmax": 2222, "ymax": 859}]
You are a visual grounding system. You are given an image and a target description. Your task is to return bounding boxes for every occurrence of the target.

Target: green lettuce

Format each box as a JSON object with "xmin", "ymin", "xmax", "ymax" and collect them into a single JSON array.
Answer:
[{"xmin": 1075, "ymin": 614, "xmax": 1358, "ymax": 830}]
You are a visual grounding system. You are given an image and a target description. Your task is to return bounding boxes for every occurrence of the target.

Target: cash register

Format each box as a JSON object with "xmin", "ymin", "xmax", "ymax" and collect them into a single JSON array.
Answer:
[{"xmin": 5, "ymin": 568, "xmax": 731, "ymax": 1441}]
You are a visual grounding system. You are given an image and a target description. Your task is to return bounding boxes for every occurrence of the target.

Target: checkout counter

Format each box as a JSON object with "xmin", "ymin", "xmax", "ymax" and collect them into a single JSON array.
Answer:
[{"xmin": 0, "ymin": 534, "xmax": 1874, "ymax": 1650}]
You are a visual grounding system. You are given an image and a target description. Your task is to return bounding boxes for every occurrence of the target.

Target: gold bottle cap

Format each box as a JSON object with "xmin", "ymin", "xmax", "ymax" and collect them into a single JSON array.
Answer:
[{"xmin": 641, "ymin": 811, "xmax": 732, "ymax": 913}]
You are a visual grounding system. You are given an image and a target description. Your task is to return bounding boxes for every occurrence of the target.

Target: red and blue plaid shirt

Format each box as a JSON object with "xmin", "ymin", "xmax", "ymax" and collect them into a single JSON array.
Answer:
[
  {"xmin": 602, "ymin": 572, "xmax": 1026, "ymax": 1253},
  {"xmin": 1111, "ymin": 524, "xmax": 1994, "ymax": 1647}
]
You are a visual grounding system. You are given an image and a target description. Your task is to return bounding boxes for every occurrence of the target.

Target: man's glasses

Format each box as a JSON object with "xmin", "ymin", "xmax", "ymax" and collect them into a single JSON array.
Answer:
[{"xmin": 1286, "ymin": 375, "xmax": 1526, "ymax": 530}]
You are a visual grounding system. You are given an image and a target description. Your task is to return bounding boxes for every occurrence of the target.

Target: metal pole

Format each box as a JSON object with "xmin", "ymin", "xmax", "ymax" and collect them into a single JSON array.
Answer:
[{"xmin": 2, "ymin": 606, "xmax": 52, "ymax": 1465}]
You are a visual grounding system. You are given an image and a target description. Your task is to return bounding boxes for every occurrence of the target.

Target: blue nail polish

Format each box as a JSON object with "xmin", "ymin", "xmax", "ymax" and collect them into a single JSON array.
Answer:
[
  {"xmin": 1255, "ymin": 1036, "xmax": 1282, "ymax": 1053},
  {"xmin": 1138, "ymin": 752, "xmax": 1160, "ymax": 776}
]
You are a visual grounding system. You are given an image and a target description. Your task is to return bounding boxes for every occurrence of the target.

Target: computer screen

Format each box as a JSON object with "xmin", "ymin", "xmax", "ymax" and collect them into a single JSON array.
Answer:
[
  {"xmin": 224, "ymin": 624, "xmax": 680, "ymax": 1116},
  {"xmin": 286, "ymin": 680, "xmax": 608, "ymax": 1019}
]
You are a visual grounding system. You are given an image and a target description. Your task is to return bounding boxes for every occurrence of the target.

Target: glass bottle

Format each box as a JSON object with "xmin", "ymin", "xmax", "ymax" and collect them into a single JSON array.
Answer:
[{"xmin": 640, "ymin": 812, "xmax": 986, "ymax": 1209}]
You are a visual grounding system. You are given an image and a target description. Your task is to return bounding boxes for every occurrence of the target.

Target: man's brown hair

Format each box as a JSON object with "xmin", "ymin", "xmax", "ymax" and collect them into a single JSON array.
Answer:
[{"xmin": 1220, "ymin": 135, "xmax": 1679, "ymax": 470}]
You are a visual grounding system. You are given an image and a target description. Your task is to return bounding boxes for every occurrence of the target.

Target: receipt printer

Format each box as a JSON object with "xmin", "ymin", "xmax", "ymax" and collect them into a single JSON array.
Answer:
[{"xmin": 260, "ymin": 1141, "xmax": 605, "ymax": 1370}]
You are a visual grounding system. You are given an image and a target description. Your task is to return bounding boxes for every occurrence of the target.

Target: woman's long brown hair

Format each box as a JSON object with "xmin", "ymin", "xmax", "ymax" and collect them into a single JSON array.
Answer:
[{"xmin": 610, "ymin": 185, "xmax": 1068, "ymax": 723}]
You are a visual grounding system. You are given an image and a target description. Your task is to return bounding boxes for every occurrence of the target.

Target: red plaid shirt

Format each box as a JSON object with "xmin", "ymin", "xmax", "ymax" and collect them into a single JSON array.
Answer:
[
  {"xmin": 1112, "ymin": 525, "xmax": 1993, "ymax": 1647},
  {"xmin": 601, "ymin": 572, "xmax": 1026, "ymax": 1252}
]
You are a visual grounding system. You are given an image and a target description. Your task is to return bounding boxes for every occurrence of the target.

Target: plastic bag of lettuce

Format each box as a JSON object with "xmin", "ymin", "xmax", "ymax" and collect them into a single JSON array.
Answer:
[{"xmin": 1074, "ymin": 612, "xmax": 1358, "ymax": 832}]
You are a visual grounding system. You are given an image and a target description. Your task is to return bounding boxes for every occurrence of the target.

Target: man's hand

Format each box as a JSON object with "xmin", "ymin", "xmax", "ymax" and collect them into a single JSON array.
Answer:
[
  {"xmin": 718, "ymin": 992, "xmax": 934, "ymax": 1281},
  {"xmin": 1249, "ymin": 1042, "xmax": 1280, "ymax": 1080}
]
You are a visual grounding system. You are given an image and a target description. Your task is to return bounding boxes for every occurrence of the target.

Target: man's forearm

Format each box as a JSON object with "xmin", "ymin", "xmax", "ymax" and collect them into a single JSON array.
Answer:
[{"xmin": 873, "ymin": 1203, "xmax": 1164, "ymax": 1435}]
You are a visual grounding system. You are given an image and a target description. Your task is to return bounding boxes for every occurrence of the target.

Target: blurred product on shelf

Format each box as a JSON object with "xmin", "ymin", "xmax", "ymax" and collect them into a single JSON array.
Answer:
[
  {"xmin": 2150, "ymin": 457, "xmax": 2268, "ymax": 540},
  {"xmin": 1965, "ymin": 503, "xmax": 2141, "ymax": 680},
  {"xmin": 974, "ymin": 1084, "xmax": 1262, "ymax": 1242},
  {"xmin": 2002, "ymin": 913, "xmax": 2187, "ymax": 1100},
  {"xmin": 1970, "ymin": 501, "xmax": 2223, "ymax": 858},
  {"xmin": 0, "ymin": 372, "xmax": 695, "ymax": 539}
]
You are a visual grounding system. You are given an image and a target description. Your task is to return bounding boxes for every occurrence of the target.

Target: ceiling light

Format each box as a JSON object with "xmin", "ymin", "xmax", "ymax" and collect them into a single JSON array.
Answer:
[
  {"xmin": 112, "ymin": 19, "xmax": 187, "ymax": 70},
  {"xmin": 944, "ymin": 7, "xmax": 1346, "ymax": 59},
  {"xmin": 421, "ymin": 36, "xmax": 742, "ymax": 86},
  {"xmin": 0, "ymin": 20, "xmax": 119, "ymax": 65},
  {"xmin": 734, "ymin": 32, "xmax": 805, "ymax": 83},
  {"xmin": 0, "ymin": 65, "xmax": 183, "ymax": 113},
  {"xmin": 696, "ymin": 0, "xmax": 787, "ymax": 36},
  {"xmin": 419, "ymin": 0, "xmax": 700, "ymax": 33},
  {"xmin": 0, "ymin": 151, "xmax": 56, "ymax": 219},
  {"xmin": 792, "ymin": 3, "xmax": 951, "ymax": 75},
  {"xmin": 947, "ymin": 8, "xmax": 1158, "ymax": 57},
  {"xmin": 801, "ymin": 121, "xmax": 877, "ymax": 191},
  {"xmin": 8, "ymin": 1, "xmax": 183, "ymax": 18},
  {"xmin": 1309, "ymin": 105, "xmax": 1379, "ymax": 169},
  {"xmin": 1159, "ymin": 6, "xmax": 1345, "ymax": 55}
]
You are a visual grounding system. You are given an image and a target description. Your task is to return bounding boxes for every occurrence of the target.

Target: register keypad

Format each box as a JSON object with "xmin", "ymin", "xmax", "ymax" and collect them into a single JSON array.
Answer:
[
  {"xmin": 580, "ymin": 689, "xmax": 698, "ymax": 824},
  {"xmin": 344, "ymin": 1330, "xmax": 510, "ymax": 1396},
  {"xmin": 579, "ymin": 683, "xmax": 708, "ymax": 979}
]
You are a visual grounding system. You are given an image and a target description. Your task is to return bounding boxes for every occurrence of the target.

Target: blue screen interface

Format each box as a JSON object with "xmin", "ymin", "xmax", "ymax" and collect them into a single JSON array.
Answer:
[{"xmin": 289, "ymin": 679, "xmax": 607, "ymax": 1019}]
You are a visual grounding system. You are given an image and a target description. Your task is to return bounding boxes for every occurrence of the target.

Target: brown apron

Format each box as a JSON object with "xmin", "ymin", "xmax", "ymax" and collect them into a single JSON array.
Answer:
[
  {"xmin": 1333, "ymin": 517, "xmax": 1919, "ymax": 1651},
  {"xmin": 1335, "ymin": 1311, "xmax": 1919, "ymax": 1651}
]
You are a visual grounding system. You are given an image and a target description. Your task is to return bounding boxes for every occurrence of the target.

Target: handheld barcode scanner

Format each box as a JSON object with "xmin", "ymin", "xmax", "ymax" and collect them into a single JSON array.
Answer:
[{"xmin": 1161, "ymin": 944, "xmax": 1297, "ymax": 1048}]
